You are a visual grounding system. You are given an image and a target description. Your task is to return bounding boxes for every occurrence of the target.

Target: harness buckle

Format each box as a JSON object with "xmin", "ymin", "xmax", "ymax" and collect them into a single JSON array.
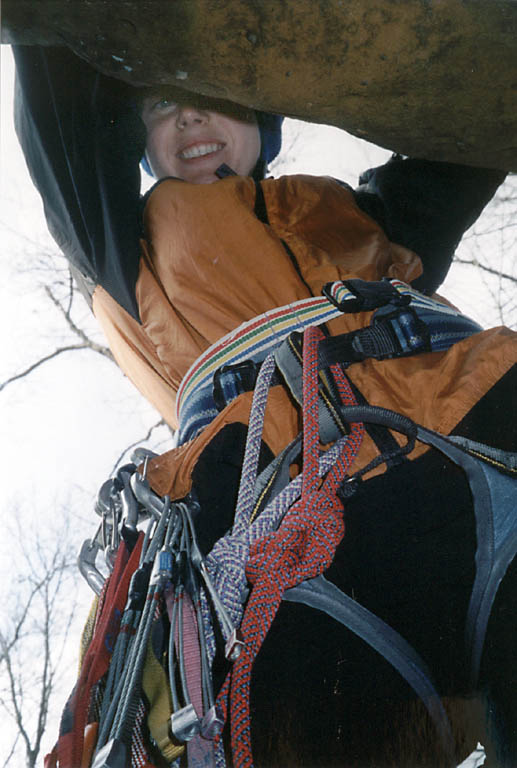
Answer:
[
  {"xmin": 322, "ymin": 278, "xmax": 411, "ymax": 313},
  {"xmin": 370, "ymin": 305, "xmax": 431, "ymax": 358},
  {"xmin": 318, "ymin": 306, "xmax": 431, "ymax": 369},
  {"xmin": 213, "ymin": 359, "xmax": 260, "ymax": 411}
]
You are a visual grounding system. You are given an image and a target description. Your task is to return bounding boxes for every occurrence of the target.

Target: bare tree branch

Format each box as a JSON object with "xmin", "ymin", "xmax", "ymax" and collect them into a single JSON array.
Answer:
[
  {"xmin": 0, "ymin": 344, "xmax": 93, "ymax": 392},
  {"xmin": 0, "ymin": 570, "xmax": 52, "ymax": 663},
  {"xmin": 44, "ymin": 284, "xmax": 114, "ymax": 359},
  {"xmin": 65, "ymin": 270, "xmax": 74, "ymax": 318},
  {"xmin": 110, "ymin": 417, "xmax": 167, "ymax": 474},
  {"xmin": 1, "ymin": 732, "xmax": 20, "ymax": 768},
  {"xmin": 0, "ymin": 637, "xmax": 34, "ymax": 763},
  {"xmin": 1, "ymin": 227, "xmax": 114, "ymax": 394},
  {"xmin": 454, "ymin": 257, "xmax": 517, "ymax": 285},
  {"xmin": 0, "ymin": 533, "xmax": 78, "ymax": 768},
  {"xmin": 0, "ymin": 278, "xmax": 114, "ymax": 393}
]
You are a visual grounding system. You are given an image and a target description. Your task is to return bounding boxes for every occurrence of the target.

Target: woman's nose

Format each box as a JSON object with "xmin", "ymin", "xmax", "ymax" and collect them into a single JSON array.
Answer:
[{"xmin": 176, "ymin": 106, "xmax": 209, "ymax": 129}]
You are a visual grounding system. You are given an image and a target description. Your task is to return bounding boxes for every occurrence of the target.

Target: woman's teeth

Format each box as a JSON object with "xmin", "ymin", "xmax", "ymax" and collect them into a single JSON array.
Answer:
[{"xmin": 179, "ymin": 143, "xmax": 224, "ymax": 159}]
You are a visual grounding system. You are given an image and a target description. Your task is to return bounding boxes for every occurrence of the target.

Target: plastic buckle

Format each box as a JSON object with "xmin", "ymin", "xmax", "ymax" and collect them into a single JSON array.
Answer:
[
  {"xmin": 212, "ymin": 360, "xmax": 259, "ymax": 411},
  {"xmin": 373, "ymin": 305, "xmax": 431, "ymax": 357},
  {"xmin": 170, "ymin": 703, "xmax": 201, "ymax": 742},
  {"xmin": 225, "ymin": 628, "xmax": 245, "ymax": 661},
  {"xmin": 323, "ymin": 278, "xmax": 410, "ymax": 313},
  {"xmin": 201, "ymin": 706, "xmax": 225, "ymax": 740},
  {"xmin": 215, "ymin": 163, "xmax": 238, "ymax": 178}
]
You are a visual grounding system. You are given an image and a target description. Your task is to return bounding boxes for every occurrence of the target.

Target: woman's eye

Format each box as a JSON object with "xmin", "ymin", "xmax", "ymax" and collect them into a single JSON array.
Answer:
[{"xmin": 153, "ymin": 98, "xmax": 178, "ymax": 113}]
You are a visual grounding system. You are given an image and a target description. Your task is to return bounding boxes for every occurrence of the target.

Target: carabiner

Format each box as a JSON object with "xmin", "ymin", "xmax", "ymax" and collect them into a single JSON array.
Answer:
[
  {"xmin": 78, "ymin": 523, "xmax": 106, "ymax": 595},
  {"xmin": 181, "ymin": 503, "xmax": 244, "ymax": 660},
  {"xmin": 130, "ymin": 472, "xmax": 166, "ymax": 521}
]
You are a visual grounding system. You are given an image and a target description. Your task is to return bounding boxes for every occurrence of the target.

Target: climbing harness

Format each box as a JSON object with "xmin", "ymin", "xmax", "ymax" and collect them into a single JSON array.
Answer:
[
  {"xmin": 50, "ymin": 278, "xmax": 517, "ymax": 768},
  {"xmin": 176, "ymin": 278, "xmax": 482, "ymax": 443}
]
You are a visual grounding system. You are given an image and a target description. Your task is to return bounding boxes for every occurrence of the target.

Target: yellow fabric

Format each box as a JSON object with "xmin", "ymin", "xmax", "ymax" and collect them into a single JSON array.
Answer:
[
  {"xmin": 91, "ymin": 174, "xmax": 517, "ymax": 499},
  {"xmin": 141, "ymin": 632, "xmax": 185, "ymax": 763},
  {"xmin": 79, "ymin": 596, "xmax": 99, "ymax": 671}
]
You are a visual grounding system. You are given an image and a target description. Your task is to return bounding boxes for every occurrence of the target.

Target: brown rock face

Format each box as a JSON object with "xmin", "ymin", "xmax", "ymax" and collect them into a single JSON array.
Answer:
[{"xmin": 3, "ymin": 0, "xmax": 517, "ymax": 170}]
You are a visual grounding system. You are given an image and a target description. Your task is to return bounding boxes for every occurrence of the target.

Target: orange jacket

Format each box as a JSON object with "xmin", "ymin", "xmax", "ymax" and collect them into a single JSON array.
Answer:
[{"xmin": 92, "ymin": 174, "xmax": 517, "ymax": 498}]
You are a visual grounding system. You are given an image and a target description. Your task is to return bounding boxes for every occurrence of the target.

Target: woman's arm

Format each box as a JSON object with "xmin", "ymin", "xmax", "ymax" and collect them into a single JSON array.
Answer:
[
  {"xmin": 13, "ymin": 45, "xmax": 145, "ymax": 319},
  {"xmin": 353, "ymin": 154, "xmax": 506, "ymax": 294}
]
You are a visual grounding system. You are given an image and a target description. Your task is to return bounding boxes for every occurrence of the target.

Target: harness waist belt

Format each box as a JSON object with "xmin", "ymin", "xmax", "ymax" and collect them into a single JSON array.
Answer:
[{"xmin": 176, "ymin": 280, "xmax": 482, "ymax": 444}]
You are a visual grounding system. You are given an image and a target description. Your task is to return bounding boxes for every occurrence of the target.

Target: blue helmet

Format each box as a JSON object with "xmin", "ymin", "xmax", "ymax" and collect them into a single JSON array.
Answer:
[{"xmin": 141, "ymin": 110, "xmax": 283, "ymax": 178}]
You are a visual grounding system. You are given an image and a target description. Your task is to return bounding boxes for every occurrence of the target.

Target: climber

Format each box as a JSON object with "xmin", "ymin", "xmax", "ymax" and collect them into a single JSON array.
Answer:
[{"xmin": 14, "ymin": 44, "xmax": 517, "ymax": 767}]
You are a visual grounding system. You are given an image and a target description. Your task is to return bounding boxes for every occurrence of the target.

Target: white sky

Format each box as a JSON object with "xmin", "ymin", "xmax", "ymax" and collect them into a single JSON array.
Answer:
[{"xmin": 0, "ymin": 44, "xmax": 496, "ymax": 767}]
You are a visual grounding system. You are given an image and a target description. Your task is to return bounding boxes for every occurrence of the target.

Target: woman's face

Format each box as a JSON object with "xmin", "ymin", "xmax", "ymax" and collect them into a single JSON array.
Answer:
[{"xmin": 142, "ymin": 93, "xmax": 261, "ymax": 184}]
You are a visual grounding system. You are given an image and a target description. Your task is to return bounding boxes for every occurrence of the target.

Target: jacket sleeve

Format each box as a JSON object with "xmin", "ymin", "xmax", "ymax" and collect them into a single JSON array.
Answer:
[
  {"xmin": 353, "ymin": 154, "xmax": 506, "ymax": 294},
  {"xmin": 13, "ymin": 45, "xmax": 146, "ymax": 320}
]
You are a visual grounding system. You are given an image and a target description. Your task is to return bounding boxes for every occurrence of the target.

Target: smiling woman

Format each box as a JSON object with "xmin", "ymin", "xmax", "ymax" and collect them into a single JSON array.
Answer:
[{"xmin": 141, "ymin": 94, "xmax": 261, "ymax": 183}]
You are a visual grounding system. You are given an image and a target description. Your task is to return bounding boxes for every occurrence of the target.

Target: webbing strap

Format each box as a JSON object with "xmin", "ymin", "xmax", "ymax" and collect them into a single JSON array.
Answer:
[
  {"xmin": 176, "ymin": 295, "xmax": 344, "ymax": 441},
  {"xmin": 274, "ymin": 332, "xmax": 351, "ymax": 444},
  {"xmin": 58, "ymin": 537, "xmax": 143, "ymax": 768},
  {"xmin": 337, "ymin": 405, "xmax": 517, "ymax": 687},
  {"xmin": 417, "ymin": 428, "xmax": 517, "ymax": 686},
  {"xmin": 318, "ymin": 303, "xmax": 481, "ymax": 368},
  {"xmin": 176, "ymin": 593, "xmax": 216, "ymax": 767},
  {"xmin": 283, "ymin": 575, "xmax": 455, "ymax": 759},
  {"xmin": 274, "ymin": 311, "xmax": 481, "ymax": 447}
]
